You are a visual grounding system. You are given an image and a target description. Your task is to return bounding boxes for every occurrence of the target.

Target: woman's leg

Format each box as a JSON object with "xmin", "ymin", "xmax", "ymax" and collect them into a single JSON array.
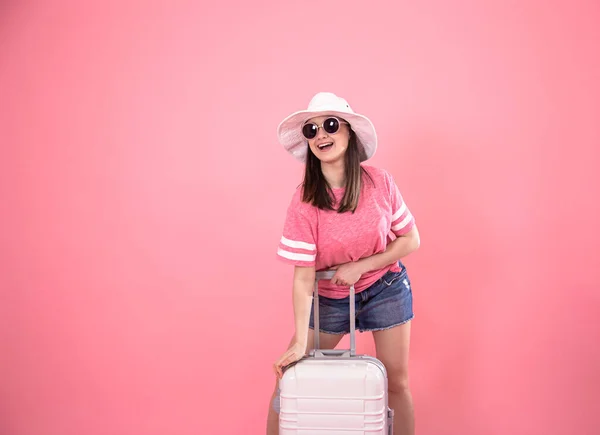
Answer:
[
  {"xmin": 266, "ymin": 329, "xmax": 344, "ymax": 435},
  {"xmin": 373, "ymin": 321, "xmax": 414, "ymax": 435}
]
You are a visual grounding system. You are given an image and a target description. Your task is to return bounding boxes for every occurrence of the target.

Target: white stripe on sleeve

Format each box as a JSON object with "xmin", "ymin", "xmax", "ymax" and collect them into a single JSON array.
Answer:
[
  {"xmin": 280, "ymin": 236, "xmax": 316, "ymax": 251},
  {"xmin": 392, "ymin": 213, "xmax": 413, "ymax": 232},
  {"xmin": 391, "ymin": 202, "xmax": 407, "ymax": 222},
  {"xmin": 277, "ymin": 248, "xmax": 316, "ymax": 262}
]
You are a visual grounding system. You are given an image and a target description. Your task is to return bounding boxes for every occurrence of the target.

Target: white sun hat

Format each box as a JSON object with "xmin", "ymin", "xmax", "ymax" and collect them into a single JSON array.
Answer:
[{"xmin": 277, "ymin": 92, "xmax": 378, "ymax": 163}]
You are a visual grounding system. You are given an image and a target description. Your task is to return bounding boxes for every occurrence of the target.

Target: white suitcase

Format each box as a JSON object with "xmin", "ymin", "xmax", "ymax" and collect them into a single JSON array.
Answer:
[{"xmin": 279, "ymin": 271, "xmax": 394, "ymax": 434}]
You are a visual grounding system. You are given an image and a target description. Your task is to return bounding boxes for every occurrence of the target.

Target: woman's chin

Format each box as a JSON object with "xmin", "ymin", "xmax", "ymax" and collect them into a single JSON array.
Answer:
[{"xmin": 315, "ymin": 149, "xmax": 345, "ymax": 164}]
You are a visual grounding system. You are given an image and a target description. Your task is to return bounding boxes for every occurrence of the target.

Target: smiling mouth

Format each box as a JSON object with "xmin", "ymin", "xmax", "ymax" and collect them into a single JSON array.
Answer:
[{"xmin": 318, "ymin": 142, "xmax": 333, "ymax": 150}]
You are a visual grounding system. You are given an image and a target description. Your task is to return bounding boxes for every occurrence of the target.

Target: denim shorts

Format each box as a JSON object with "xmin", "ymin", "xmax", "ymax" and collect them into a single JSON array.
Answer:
[{"xmin": 309, "ymin": 262, "xmax": 414, "ymax": 334}]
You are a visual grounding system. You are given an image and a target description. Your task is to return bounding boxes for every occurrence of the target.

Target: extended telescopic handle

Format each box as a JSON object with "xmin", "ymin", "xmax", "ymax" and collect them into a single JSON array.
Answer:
[
  {"xmin": 312, "ymin": 270, "xmax": 356, "ymax": 356},
  {"xmin": 315, "ymin": 270, "xmax": 336, "ymax": 280}
]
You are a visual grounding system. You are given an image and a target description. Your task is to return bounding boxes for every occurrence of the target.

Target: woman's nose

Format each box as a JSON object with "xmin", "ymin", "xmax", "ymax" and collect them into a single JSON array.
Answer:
[{"xmin": 316, "ymin": 126, "xmax": 329, "ymax": 139}]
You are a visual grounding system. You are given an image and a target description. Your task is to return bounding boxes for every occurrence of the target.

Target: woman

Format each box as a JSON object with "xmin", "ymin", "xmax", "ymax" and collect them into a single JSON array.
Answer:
[{"xmin": 267, "ymin": 92, "xmax": 420, "ymax": 435}]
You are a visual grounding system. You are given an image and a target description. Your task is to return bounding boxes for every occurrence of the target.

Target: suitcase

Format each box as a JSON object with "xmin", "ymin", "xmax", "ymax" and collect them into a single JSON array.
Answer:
[{"xmin": 278, "ymin": 270, "xmax": 394, "ymax": 434}]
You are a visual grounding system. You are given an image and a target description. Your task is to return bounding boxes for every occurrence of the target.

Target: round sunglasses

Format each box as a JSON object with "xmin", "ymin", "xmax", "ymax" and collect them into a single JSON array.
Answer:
[{"xmin": 301, "ymin": 117, "xmax": 349, "ymax": 140}]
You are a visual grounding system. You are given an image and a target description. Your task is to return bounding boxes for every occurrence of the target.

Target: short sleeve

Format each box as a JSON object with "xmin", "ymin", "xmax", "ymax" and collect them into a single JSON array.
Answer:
[
  {"xmin": 277, "ymin": 193, "xmax": 317, "ymax": 267},
  {"xmin": 387, "ymin": 172, "xmax": 415, "ymax": 237}
]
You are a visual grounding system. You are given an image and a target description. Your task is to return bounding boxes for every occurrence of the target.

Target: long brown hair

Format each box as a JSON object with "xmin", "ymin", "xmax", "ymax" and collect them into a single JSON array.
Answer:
[{"xmin": 301, "ymin": 130, "xmax": 373, "ymax": 213}]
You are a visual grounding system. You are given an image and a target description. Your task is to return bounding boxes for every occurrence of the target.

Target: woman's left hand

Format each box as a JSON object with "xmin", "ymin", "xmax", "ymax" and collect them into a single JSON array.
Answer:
[{"xmin": 330, "ymin": 262, "xmax": 365, "ymax": 287}]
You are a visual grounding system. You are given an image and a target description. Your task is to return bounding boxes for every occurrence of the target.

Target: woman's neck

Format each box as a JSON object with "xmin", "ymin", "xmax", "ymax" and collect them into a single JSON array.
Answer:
[{"xmin": 321, "ymin": 160, "xmax": 345, "ymax": 188}]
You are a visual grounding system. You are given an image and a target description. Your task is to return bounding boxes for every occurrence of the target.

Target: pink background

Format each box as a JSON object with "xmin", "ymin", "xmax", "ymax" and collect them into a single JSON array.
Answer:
[{"xmin": 1, "ymin": 1, "xmax": 599, "ymax": 434}]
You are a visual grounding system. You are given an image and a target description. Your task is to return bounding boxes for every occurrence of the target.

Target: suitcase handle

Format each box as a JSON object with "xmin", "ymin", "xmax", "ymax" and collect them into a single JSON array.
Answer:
[
  {"xmin": 313, "ymin": 270, "xmax": 356, "ymax": 356},
  {"xmin": 311, "ymin": 349, "xmax": 352, "ymax": 358}
]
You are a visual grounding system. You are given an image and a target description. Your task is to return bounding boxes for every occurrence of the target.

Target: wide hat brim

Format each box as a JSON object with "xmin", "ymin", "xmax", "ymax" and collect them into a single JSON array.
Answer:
[{"xmin": 276, "ymin": 95, "xmax": 377, "ymax": 163}]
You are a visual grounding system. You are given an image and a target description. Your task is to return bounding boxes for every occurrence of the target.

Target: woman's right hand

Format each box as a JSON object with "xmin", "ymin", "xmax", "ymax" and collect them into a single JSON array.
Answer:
[
  {"xmin": 273, "ymin": 266, "xmax": 314, "ymax": 379},
  {"xmin": 273, "ymin": 340, "xmax": 307, "ymax": 379}
]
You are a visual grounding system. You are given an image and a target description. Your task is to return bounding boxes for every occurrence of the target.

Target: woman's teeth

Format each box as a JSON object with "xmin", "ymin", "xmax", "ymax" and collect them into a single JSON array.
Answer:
[{"xmin": 318, "ymin": 142, "xmax": 333, "ymax": 149}]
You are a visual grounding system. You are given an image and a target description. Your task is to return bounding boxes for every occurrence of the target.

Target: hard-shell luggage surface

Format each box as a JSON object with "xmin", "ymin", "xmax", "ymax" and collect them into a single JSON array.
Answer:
[{"xmin": 279, "ymin": 271, "xmax": 394, "ymax": 434}]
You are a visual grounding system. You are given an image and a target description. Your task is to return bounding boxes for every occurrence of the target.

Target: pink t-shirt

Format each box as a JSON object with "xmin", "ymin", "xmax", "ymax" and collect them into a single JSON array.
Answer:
[{"xmin": 276, "ymin": 165, "xmax": 415, "ymax": 299}]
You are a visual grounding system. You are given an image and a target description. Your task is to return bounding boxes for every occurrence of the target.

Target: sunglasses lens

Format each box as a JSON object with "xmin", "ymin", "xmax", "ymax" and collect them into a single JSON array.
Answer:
[
  {"xmin": 302, "ymin": 123, "xmax": 317, "ymax": 139},
  {"xmin": 323, "ymin": 118, "xmax": 340, "ymax": 134}
]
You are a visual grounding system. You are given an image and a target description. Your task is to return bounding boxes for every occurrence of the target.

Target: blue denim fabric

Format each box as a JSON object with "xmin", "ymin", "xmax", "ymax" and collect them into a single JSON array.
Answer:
[{"xmin": 309, "ymin": 262, "xmax": 414, "ymax": 334}]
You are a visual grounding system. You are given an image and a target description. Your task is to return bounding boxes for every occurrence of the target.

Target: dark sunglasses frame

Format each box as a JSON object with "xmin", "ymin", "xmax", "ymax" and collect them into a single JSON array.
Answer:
[{"xmin": 301, "ymin": 117, "xmax": 349, "ymax": 140}]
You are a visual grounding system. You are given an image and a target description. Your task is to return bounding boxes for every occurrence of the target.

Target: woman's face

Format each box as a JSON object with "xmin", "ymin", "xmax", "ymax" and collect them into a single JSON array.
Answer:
[{"xmin": 303, "ymin": 116, "xmax": 350, "ymax": 164}]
